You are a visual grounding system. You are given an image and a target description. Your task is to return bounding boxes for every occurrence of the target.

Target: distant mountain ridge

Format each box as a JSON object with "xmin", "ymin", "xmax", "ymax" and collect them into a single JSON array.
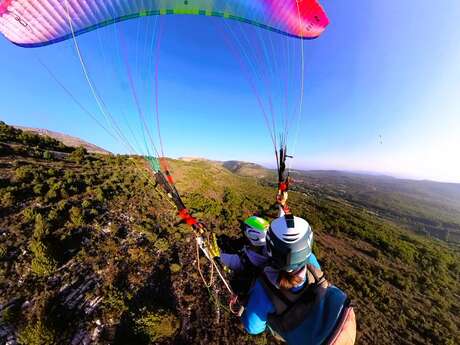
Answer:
[
  {"xmin": 178, "ymin": 157, "xmax": 272, "ymax": 178},
  {"xmin": 222, "ymin": 160, "xmax": 272, "ymax": 178},
  {"xmin": 14, "ymin": 126, "xmax": 110, "ymax": 155}
]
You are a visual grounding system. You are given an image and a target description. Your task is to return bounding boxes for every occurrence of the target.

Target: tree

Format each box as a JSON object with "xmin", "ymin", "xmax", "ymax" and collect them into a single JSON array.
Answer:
[
  {"xmin": 69, "ymin": 146, "xmax": 87, "ymax": 163},
  {"xmin": 29, "ymin": 214, "xmax": 56, "ymax": 276}
]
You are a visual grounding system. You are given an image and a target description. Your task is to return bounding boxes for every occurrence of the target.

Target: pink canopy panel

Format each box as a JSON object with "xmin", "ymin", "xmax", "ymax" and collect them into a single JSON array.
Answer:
[{"xmin": 0, "ymin": 0, "xmax": 329, "ymax": 47}]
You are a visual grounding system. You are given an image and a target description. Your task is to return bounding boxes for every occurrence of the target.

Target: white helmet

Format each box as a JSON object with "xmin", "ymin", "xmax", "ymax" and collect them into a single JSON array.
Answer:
[
  {"xmin": 266, "ymin": 214, "xmax": 313, "ymax": 271},
  {"xmin": 244, "ymin": 216, "xmax": 269, "ymax": 246}
]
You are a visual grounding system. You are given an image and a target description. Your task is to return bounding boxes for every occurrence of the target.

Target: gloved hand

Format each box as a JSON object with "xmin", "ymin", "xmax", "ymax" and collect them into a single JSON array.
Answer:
[
  {"xmin": 208, "ymin": 233, "xmax": 221, "ymax": 259},
  {"xmin": 276, "ymin": 191, "xmax": 288, "ymax": 207}
]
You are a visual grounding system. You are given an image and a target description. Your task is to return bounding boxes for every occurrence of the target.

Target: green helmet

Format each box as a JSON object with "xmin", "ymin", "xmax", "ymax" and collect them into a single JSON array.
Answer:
[{"xmin": 244, "ymin": 216, "xmax": 269, "ymax": 246}]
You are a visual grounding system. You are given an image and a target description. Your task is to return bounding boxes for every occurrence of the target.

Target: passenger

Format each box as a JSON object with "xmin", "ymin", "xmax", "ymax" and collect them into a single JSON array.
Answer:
[{"xmin": 241, "ymin": 214, "xmax": 356, "ymax": 345}]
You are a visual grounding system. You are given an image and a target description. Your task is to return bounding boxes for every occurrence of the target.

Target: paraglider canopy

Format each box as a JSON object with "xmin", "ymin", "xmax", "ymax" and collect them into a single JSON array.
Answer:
[{"xmin": 0, "ymin": 0, "xmax": 329, "ymax": 47}]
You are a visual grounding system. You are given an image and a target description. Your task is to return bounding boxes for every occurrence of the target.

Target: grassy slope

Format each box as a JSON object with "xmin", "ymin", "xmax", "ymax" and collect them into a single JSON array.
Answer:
[{"xmin": 0, "ymin": 122, "xmax": 459, "ymax": 344}]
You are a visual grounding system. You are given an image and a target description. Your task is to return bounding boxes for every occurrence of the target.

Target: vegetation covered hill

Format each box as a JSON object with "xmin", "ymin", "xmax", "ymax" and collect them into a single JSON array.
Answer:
[
  {"xmin": 289, "ymin": 171, "xmax": 460, "ymax": 244},
  {"xmin": 13, "ymin": 126, "xmax": 110, "ymax": 155},
  {"xmin": 0, "ymin": 122, "xmax": 459, "ymax": 345},
  {"xmin": 222, "ymin": 161, "xmax": 272, "ymax": 179}
]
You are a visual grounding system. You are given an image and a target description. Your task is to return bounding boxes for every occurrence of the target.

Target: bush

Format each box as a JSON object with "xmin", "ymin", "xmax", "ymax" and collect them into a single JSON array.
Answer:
[
  {"xmin": 43, "ymin": 151, "xmax": 53, "ymax": 160},
  {"xmin": 134, "ymin": 310, "xmax": 179, "ymax": 343},
  {"xmin": 81, "ymin": 200, "xmax": 92, "ymax": 209},
  {"xmin": 34, "ymin": 214, "xmax": 49, "ymax": 238},
  {"xmin": 2, "ymin": 303, "xmax": 21, "ymax": 324},
  {"xmin": 102, "ymin": 288, "xmax": 127, "ymax": 315},
  {"xmin": 0, "ymin": 245, "xmax": 6, "ymax": 260},
  {"xmin": 33, "ymin": 183, "xmax": 46, "ymax": 196},
  {"xmin": 69, "ymin": 207, "xmax": 84, "ymax": 227},
  {"xmin": 0, "ymin": 191, "xmax": 15, "ymax": 208},
  {"xmin": 15, "ymin": 166, "xmax": 34, "ymax": 182},
  {"xmin": 17, "ymin": 320, "xmax": 56, "ymax": 345},
  {"xmin": 153, "ymin": 238, "xmax": 170, "ymax": 253},
  {"xmin": 170, "ymin": 263, "xmax": 182, "ymax": 273},
  {"xmin": 30, "ymin": 239, "xmax": 56, "ymax": 276},
  {"xmin": 22, "ymin": 208, "xmax": 37, "ymax": 223},
  {"xmin": 95, "ymin": 187, "xmax": 105, "ymax": 202},
  {"xmin": 44, "ymin": 186, "xmax": 59, "ymax": 203},
  {"xmin": 29, "ymin": 215, "xmax": 56, "ymax": 276},
  {"xmin": 69, "ymin": 146, "xmax": 87, "ymax": 163}
]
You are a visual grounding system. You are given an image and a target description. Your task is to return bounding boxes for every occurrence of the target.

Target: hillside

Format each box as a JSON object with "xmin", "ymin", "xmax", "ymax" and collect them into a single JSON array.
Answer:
[
  {"xmin": 14, "ymin": 126, "xmax": 110, "ymax": 155},
  {"xmin": 178, "ymin": 158, "xmax": 272, "ymax": 179},
  {"xmin": 0, "ymin": 122, "xmax": 459, "ymax": 345},
  {"xmin": 222, "ymin": 160, "xmax": 272, "ymax": 178},
  {"xmin": 288, "ymin": 171, "xmax": 460, "ymax": 244}
]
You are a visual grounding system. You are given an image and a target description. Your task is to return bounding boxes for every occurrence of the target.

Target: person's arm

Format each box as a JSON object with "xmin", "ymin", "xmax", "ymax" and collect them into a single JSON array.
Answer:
[
  {"xmin": 276, "ymin": 191, "xmax": 288, "ymax": 217},
  {"xmin": 220, "ymin": 253, "xmax": 244, "ymax": 272},
  {"xmin": 241, "ymin": 280, "xmax": 275, "ymax": 334},
  {"xmin": 278, "ymin": 205, "xmax": 285, "ymax": 217}
]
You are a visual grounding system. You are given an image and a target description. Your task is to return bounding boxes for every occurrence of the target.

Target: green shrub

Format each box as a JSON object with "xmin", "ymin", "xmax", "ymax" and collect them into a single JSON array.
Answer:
[
  {"xmin": 46, "ymin": 168, "xmax": 57, "ymax": 178},
  {"xmin": 69, "ymin": 207, "xmax": 84, "ymax": 227},
  {"xmin": 0, "ymin": 191, "xmax": 15, "ymax": 208},
  {"xmin": 17, "ymin": 320, "xmax": 56, "ymax": 345},
  {"xmin": 46, "ymin": 208, "xmax": 60, "ymax": 224},
  {"xmin": 0, "ymin": 245, "xmax": 6, "ymax": 260},
  {"xmin": 29, "ymin": 239, "xmax": 56, "ymax": 276},
  {"xmin": 33, "ymin": 183, "xmax": 46, "ymax": 196},
  {"xmin": 2, "ymin": 302, "xmax": 21, "ymax": 324},
  {"xmin": 57, "ymin": 200, "xmax": 68, "ymax": 211},
  {"xmin": 170, "ymin": 263, "xmax": 182, "ymax": 273},
  {"xmin": 44, "ymin": 188, "xmax": 58, "ymax": 203},
  {"xmin": 29, "ymin": 215, "xmax": 56, "ymax": 276},
  {"xmin": 23, "ymin": 208, "xmax": 37, "ymax": 223},
  {"xmin": 89, "ymin": 208, "xmax": 99, "ymax": 218},
  {"xmin": 43, "ymin": 151, "xmax": 52, "ymax": 160},
  {"xmin": 69, "ymin": 146, "xmax": 87, "ymax": 163},
  {"xmin": 15, "ymin": 166, "xmax": 34, "ymax": 182},
  {"xmin": 134, "ymin": 310, "xmax": 179, "ymax": 343},
  {"xmin": 34, "ymin": 214, "xmax": 49, "ymax": 238},
  {"xmin": 102, "ymin": 288, "xmax": 127, "ymax": 315},
  {"xmin": 153, "ymin": 238, "xmax": 170, "ymax": 253},
  {"xmin": 81, "ymin": 200, "xmax": 92, "ymax": 209},
  {"xmin": 95, "ymin": 187, "xmax": 105, "ymax": 202}
]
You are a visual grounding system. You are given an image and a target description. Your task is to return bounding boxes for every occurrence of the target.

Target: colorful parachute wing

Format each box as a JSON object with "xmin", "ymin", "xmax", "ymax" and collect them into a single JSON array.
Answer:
[{"xmin": 0, "ymin": 0, "xmax": 329, "ymax": 47}]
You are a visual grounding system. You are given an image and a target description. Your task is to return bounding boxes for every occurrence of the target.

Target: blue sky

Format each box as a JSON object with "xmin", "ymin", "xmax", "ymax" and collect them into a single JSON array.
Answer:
[{"xmin": 1, "ymin": 1, "xmax": 459, "ymax": 183}]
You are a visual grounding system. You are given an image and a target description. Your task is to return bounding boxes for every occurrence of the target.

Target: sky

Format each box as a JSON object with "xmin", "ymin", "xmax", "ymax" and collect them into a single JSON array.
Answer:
[{"xmin": 1, "ymin": 1, "xmax": 460, "ymax": 183}]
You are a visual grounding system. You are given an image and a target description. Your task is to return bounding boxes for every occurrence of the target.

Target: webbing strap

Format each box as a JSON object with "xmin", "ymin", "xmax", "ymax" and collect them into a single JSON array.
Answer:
[
  {"xmin": 282, "ymin": 205, "xmax": 291, "ymax": 215},
  {"xmin": 306, "ymin": 264, "xmax": 327, "ymax": 287},
  {"xmin": 261, "ymin": 274, "xmax": 292, "ymax": 310}
]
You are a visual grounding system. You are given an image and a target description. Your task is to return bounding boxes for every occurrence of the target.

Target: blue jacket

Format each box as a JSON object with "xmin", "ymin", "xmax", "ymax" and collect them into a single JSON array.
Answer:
[{"xmin": 241, "ymin": 254, "xmax": 348, "ymax": 345}]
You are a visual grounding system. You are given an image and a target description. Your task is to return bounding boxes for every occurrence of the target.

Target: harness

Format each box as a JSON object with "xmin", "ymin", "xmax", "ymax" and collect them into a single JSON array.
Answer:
[
  {"xmin": 259, "ymin": 264, "xmax": 329, "ymax": 334},
  {"xmin": 230, "ymin": 248, "xmax": 263, "ymax": 300}
]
